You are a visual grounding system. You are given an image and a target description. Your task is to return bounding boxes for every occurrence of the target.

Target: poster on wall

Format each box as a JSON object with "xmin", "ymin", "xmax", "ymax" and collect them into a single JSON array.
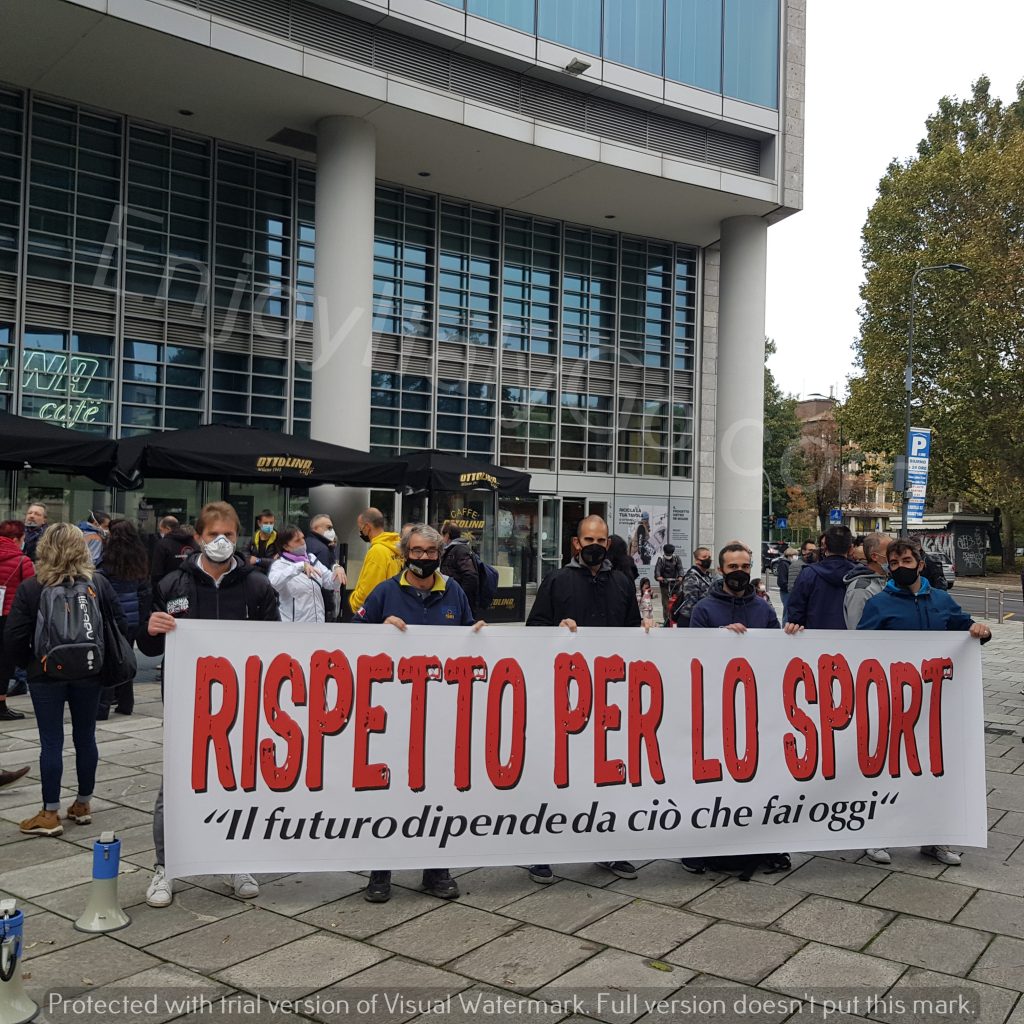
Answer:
[
  {"xmin": 670, "ymin": 501, "xmax": 693, "ymax": 560},
  {"xmin": 614, "ymin": 499, "xmax": 667, "ymax": 584}
]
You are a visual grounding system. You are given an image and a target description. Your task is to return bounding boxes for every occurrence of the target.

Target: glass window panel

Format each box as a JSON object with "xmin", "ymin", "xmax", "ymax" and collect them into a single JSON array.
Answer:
[
  {"xmin": 468, "ymin": 0, "xmax": 534, "ymax": 32},
  {"xmin": 165, "ymin": 387, "xmax": 203, "ymax": 408},
  {"xmin": 724, "ymin": 0, "xmax": 779, "ymax": 107},
  {"xmin": 166, "ymin": 408, "xmax": 202, "ymax": 429},
  {"xmin": 538, "ymin": 0, "xmax": 601, "ymax": 54}
]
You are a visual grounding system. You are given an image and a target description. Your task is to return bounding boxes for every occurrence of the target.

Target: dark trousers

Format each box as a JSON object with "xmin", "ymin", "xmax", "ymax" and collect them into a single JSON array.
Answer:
[{"xmin": 28, "ymin": 680, "xmax": 101, "ymax": 807}]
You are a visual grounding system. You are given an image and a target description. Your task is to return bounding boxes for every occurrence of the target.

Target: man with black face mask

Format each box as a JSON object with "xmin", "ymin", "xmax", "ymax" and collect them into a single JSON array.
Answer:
[
  {"xmin": 688, "ymin": 541, "xmax": 781, "ymax": 630},
  {"xmin": 525, "ymin": 515, "xmax": 643, "ymax": 885},
  {"xmin": 857, "ymin": 537, "xmax": 989, "ymax": 868},
  {"xmin": 355, "ymin": 523, "xmax": 484, "ymax": 904},
  {"xmin": 672, "ymin": 546, "xmax": 714, "ymax": 627}
]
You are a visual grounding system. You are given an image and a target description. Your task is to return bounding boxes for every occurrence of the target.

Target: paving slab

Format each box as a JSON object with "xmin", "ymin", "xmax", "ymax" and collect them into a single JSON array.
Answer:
[
  {"xmin": 954, "ymin": 889, "xmax": 1024, "ymax": 939},
  {"xmin": 215, "ymin": 931, "xmax": 391, "ymax": 999},
  {"xmin": 775, "ymin": 857, "xmax": 890, "ymax": 901},
  {"xmin": 454, "ymin": 866, "xmax": 544, "ymax": 910},
  {"xmin": 576, "ymin": 900, "xmax": 711, "ymax": 958},
  {"xmin": 534, "ymin": 948, "xmax": 689, "ymax": 1024},
  {"xmin": 297, "ymin": 889, "xmax": 442, "ymax": 940},
  {"xmin": 450, "ymin": 924, "xmax": 601, "ymax": 992},
  {"xmin": 993, "ymin": 812, "xmax": 1024, "ymax": 837},
  {"xmin": 501, "ymin": 878, "xmax": 633, "ymax": 933},
  {"xmin": 760, "ymin": 942, "xmax": 906, "ymax": 1002},
  {"xmin": 17, "ymin": 903, "xmax": 96, "ymax": 956},
  {"xmin": 864, "ymin": 916, "xmax": 993, "ymax": 976},
  {"xmin": 665, "ymin": 921, "xmax": 804, "ymax": 985},
  {"xmin": 637, "ymin": 976, "xmax": 807, "ymax": 1024},
  {"xmin": 111, "ymin": 884, "xmax": 251, "ymax": 947},
  {"xmin": 20, "ymin": 935, "xmax": 163, "ymax": 994},
  {"xmin": 862, "ymin": 873, "xmax": 977, "ymax": 922},
  {"xmin": 32, "ymin": 862, "xmax": 177, "ymax": 917},
  {"xmin": 145, "ymin": 907, "xmax": 316, "ymax": 972},
  {"xmin": 405, "ymin": 986, "xmax": 565, "ymax": 1024},
  {"xmin": 373, "ymin": 902, "xmax": 518, "ymax": 965},
  {"xmin": 871, "ymin": 967, "xmax": 1019, "ymax": 1024},
  {"xmin": 968, "ymin": 936, "xmax": 1024, "ymax": 991},
  {"xmin": 935, "ymin": 859, "xmax": 1024, "ymax": 898},
  {"xmin": 606, "ymin": 859, "xmax": 721, "ymax": 907},
  {"xmin": 248, "ymin": 872, "xmax": 366, "ymax": 915},
  {"xmin": 3, "ymin": 849, "xmax": 140, "ymax": 898},
  {"xmin": 683, "ymin": 879, "xmax": 805, "ymax": 926},
  {"xmin": 313, "ymin": 957, "xmax": 474, "ymax": 1024},
  {"xmin": 772, "ymin": 894, "xmax": 895, "ymax": 951}
]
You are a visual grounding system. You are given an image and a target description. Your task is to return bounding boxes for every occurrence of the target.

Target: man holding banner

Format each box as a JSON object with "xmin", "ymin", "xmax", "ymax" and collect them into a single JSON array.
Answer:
[
  {"xmin": 525, "ymin": 514, "xmax": 642, "ymax": 883},
  {"xmin": 355, "ymin": 523, "xmax": 485, "ymax": 903},
  {"xmin": 139, "ymin": 501, "xmax": 280, "ymax": 908},
  {"xmin": 858, "ymin": 536, "xmax": 990, "ymax": 867}
]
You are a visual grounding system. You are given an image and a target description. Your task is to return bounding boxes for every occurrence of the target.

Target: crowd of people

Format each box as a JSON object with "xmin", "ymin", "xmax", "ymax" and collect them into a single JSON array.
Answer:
[{"xmin": 0, "ymin": 503, "xmax": 991, "ymax": 907}]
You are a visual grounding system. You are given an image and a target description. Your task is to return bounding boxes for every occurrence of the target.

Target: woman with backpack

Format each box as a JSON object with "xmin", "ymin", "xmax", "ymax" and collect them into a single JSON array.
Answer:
[
  {"xmin": 4, "ymin": 522, "xmax": 129, "ymax": 837},
  {"xmin": 96, "ymin": 519, "xmax": 152, "ymax": 718},
  {"xmin": 0, "ymin": 520, "xmax": 34, "ymax": 721}
]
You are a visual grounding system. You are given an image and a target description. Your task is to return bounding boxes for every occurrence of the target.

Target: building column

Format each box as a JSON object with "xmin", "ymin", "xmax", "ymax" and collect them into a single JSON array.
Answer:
[
  {"xmin": 311, "ymin": 116, "xmax": 377, "ymax": 572},
  {"xmin": 713, "ymin": 215, "xmax": 767, "ymax": 557}
]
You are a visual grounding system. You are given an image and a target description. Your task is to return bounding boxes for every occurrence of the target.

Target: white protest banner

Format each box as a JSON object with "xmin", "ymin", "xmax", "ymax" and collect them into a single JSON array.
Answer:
[{"xmin": 163, "ymin": 622, "xmax": 986, "ymax": 879}]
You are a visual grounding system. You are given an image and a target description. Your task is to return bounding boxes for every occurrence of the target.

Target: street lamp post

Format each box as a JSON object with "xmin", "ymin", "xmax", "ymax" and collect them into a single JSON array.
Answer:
[{"xmin": 900, "ymin": 263, "xmax": 971, "ymax": 538}]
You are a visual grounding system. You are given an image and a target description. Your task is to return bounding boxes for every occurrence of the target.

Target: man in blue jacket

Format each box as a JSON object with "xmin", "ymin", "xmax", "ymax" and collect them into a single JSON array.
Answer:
[
  {"xmin": 356, "ymin": 523, "xmax": 484, "ymax": 903},
  {"xmin": 858, "ymin": 537, "xmax": 990, "ymax": 867},
  {"xmin": 784, "ymin": 525, "xmax": 858, "ymax": 632},
  {"xmin": 690, "ymin": 541, "xmax": 781, "ymax": 631}
]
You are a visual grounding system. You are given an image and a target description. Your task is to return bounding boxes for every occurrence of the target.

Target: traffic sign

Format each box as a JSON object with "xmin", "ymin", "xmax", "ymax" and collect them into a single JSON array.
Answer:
[
  {"xmin": 829, "ymin": 509, "xmax": 842, "ymax": 525},
  {"xmin": 775, "ymin": 516, "xmax": 788, "ymax": 529}
]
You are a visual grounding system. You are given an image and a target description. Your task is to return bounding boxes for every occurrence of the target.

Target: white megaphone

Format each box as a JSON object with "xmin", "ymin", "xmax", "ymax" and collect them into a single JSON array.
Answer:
[
  {"xmin": 74, "ymin": 832, "xmax": 131, "ymax": 933},
  {"xmin": 0, "ymin": 900, "xmax": 38, "ymax": 1024}
]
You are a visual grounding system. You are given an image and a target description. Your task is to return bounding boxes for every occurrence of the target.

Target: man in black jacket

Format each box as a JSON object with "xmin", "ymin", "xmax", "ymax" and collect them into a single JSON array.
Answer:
[
  {"xmin": 440, "ymin": 522, "xmax": 480, "ymax": 616},
  {"xmin": 654, "ymin": 543, "xmax": 682, "ymax": 625},
  {"xmin": 247, "ymin": 509, "xmax": 281, "ymax": 573},
  {"xmin": 526, "ymin": 514, "xmax": 642, "ymax": 884},
  {"xmin": 139, "ymin": 501, "xmax": 279, "ymax": 910},
  {"xmin": 150, "ymin": 516, "xmax": 201, "ymax": 588},
  {"xmin": 305, "ymin": 514, "xmax": 345, "ymax": 621}
]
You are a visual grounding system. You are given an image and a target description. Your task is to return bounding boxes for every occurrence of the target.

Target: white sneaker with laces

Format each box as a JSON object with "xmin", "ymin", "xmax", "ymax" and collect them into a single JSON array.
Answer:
[
  {"xmin": 864, "ymin": 848, "xmax": 891, "ymax": 864},
  {"xmin": 146, "ymin": 865, "xmax": 173, "ymax": 907},
  {"xmin": 921, "ymin": 845, "xmax": 961, "ymax": 866},
  {"xmin": 230, "ymin": 872, "xmax": 259, "ymax": 898}
]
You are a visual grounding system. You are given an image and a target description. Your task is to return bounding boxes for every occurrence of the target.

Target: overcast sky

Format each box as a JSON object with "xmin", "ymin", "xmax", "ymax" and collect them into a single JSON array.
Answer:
[{"xmin": 765, "ymin": 0, "xmax": 1024, "ymax": 401}]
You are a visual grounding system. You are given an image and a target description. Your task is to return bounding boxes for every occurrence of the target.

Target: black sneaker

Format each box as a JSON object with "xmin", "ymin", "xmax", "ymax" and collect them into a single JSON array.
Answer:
[
  {"xmin": 421, "ymin": 868, "xmax": 459, "ymax": 899},
  {"xmin": 364, "ymin": 870, "xmax": 392, "ymax": 903},
  {"xmin": 680, "ymin": 858, "xmax": 707, "ymax": 874},
  {"xmin": 526, "ymin": 864, "xmax": 555, "ymax": 884},
  {"xmin": 597, "ymin": 860, "xmax": 638, "ymax": 879},
  {"xmin": 0, "ymin": 704, "xmax": 25, "ymax": 721}
]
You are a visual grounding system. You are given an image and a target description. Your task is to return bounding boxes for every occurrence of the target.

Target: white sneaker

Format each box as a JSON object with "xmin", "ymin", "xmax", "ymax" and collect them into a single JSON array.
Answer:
[
  {"xmin": 921, "ymin": 845, "xmax": 961, "ymax": 866},
  {"xmin": 146, "ymin": 865, "xmax": 173, "ymax": 907},
  {"xmin": 230, "ymin": 872, "xmax": 259, "ymax": 898},
  {"xmin": 864, "ymin": 848, "xmax": 891, "ymax": 864}
]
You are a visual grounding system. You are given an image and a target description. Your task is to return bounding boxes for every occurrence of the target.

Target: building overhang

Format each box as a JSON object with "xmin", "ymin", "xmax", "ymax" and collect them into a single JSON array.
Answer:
[{"xmin": 2, "ymin": 0, "xmax": 791, "ymax": 246}]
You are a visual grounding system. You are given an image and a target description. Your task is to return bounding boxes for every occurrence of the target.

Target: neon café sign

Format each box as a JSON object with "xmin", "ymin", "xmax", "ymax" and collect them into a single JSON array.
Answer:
[{"xmin": 0, "ymin": 353, "xmax": 103, "ymax": 427}]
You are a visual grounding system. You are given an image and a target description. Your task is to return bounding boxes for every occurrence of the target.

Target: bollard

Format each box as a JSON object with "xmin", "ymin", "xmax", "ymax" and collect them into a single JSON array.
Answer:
[
  {"xmin": 74, "ymin": 831, "xmax": 130, "ymax": 933},
  {"xmin": 998, "ymin": 589, "xmax": 1004, "ymax": 621},
  {"xmin": 0, "ymin": 900, "xmax": 38, "ymax": 1024},
  {"xmin": 984, "ymin": 589, "xmax": 990, "ymax": 620}
]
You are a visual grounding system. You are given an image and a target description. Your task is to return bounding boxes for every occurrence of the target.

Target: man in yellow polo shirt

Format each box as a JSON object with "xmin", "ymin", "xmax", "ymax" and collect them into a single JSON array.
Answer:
[{"xmin": 348, "ymin": 507, "xmax": 402, "ymax": 612}]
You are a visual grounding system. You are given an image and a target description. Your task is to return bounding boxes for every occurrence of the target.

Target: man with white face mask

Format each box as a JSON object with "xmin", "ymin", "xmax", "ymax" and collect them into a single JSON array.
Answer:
[
  {"xmin": 305, "ymin": 514, "xmax": 345, "ymax": 621},
  {"xmin": 138, "ymin": 501, "xmax": 279, "ymax": 909}
]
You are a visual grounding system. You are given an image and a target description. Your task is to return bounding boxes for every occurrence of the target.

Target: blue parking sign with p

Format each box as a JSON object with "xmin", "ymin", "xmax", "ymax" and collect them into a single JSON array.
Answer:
[{"xmin": 909, "ymin": 428, "xmax": 931, "ymax": 459}]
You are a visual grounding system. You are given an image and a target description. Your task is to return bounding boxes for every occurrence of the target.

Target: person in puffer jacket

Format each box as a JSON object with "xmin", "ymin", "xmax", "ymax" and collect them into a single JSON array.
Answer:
[
  {"xmin": 96, "ymin": 519, "xmax": 152, "ymax": 718},
  {"xmin": 268, "ymin": 524, "xmax": 344, "ymax": 623},
  {"xmin": 689, "ymin": 541, "xmax": 781, "ymax": 631},
  {"xmin": 784, "ymin": 525, "xmax": 859, "ymax": 631}
]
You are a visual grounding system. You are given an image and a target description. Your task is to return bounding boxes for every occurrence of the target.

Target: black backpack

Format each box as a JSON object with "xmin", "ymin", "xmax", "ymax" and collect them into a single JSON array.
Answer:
[
  {"xmin": 34, "ymin": 579, "xmax": 105, "ymax": 679},
  {"xmin": 472, "ymin": 551, "xmax": 500, "ymax": 610}
]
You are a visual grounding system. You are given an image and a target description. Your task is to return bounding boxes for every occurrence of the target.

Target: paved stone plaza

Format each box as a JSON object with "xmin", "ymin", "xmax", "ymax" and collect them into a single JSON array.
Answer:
[{"xmin": 2, "ymin": 624, "xmax": 1023, "ymax": 1024}]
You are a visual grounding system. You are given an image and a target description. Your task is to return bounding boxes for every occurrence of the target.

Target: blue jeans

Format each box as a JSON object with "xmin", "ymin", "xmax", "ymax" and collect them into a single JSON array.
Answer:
[{"xmin": 29, "ymin": 680, "xmax": 102, "ymax": 809}]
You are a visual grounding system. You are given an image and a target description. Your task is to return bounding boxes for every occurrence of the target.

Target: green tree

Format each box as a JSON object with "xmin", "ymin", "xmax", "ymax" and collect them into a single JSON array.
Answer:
[
  {"xmin": 763, "ymin": 337, "xmax": 802, "ymax": 524},
  {"xmin": 843, "ymin": 76, "xmax": 1024, "ymax": 567}
]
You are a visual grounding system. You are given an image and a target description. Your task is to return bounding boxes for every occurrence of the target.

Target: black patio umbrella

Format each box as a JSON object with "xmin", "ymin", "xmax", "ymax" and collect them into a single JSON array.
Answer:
[
  {"xmin": 401, "ymin": 449, "xmax": 531, "ymax": 496},
  {"xmin": 112, "ymin": 424, "xmax": 405, "ymax": 489},
  {"xmin": 0, "ymin": 411, "xmax": 118, "ymax": 484}
]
